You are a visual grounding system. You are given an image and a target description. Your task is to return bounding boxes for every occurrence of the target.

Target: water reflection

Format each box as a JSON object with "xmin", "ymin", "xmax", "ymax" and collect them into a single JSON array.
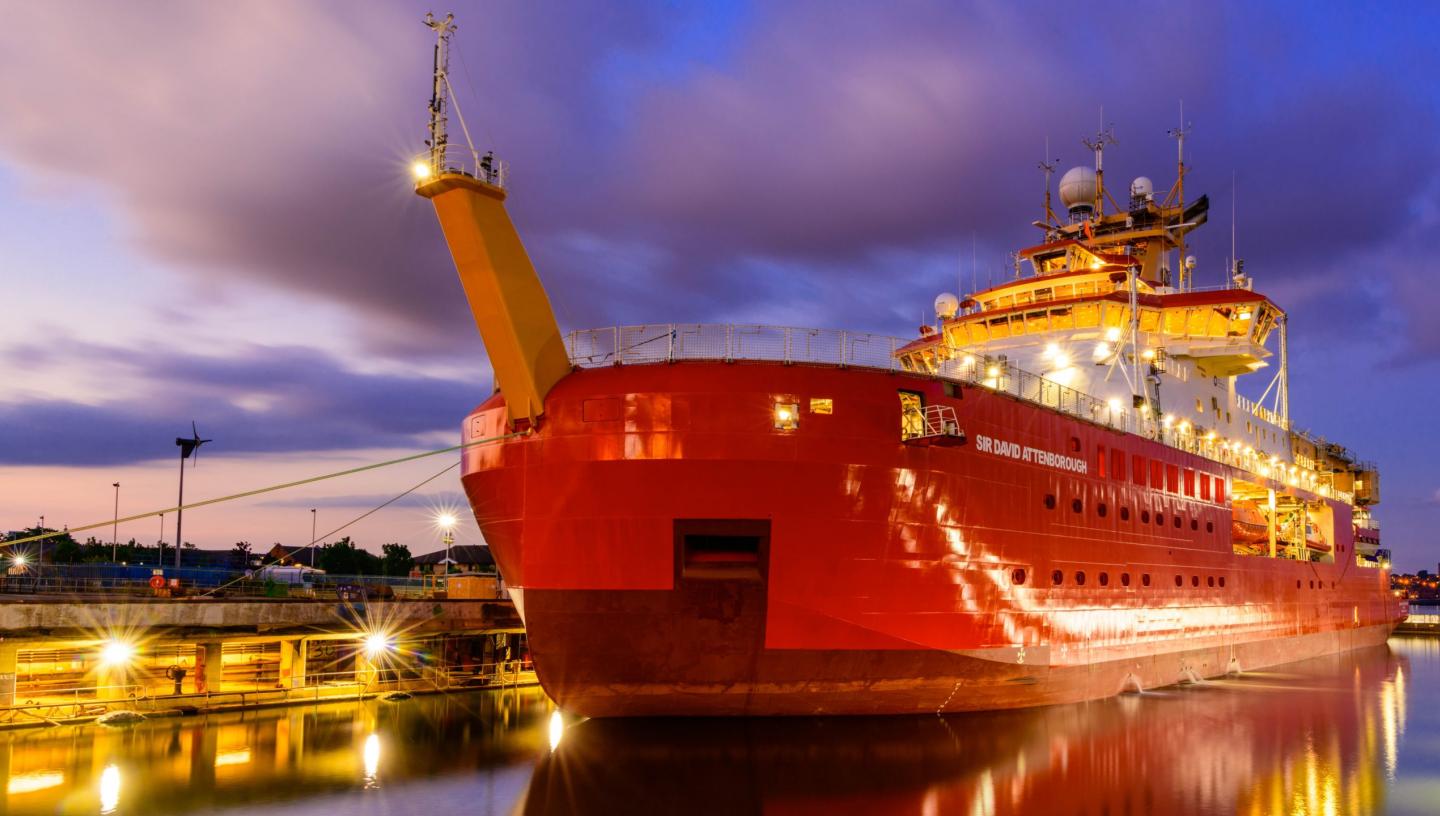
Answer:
[
  {"xmin": 0, "ymin": 687, "xmax": 551, "ymax": 815},
  {"xmin": 528, "ymin": 643, "xmax": 1417, "ymax": 816},
  {"xmin": 1, "ymin": 641, "xmax": 1434, "ymax": 815}
]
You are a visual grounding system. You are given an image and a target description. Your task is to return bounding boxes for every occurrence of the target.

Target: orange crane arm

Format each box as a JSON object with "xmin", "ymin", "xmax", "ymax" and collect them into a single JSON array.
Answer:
[{"xmin": 416, "ymin": 173, "xmax": 571, "ymax": 428}]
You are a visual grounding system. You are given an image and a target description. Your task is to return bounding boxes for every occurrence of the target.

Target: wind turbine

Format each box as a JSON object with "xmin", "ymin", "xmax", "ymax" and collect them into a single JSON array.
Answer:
[{"xmin": 173, "ymin": 422, "xmax": 212, "ymax": 569}]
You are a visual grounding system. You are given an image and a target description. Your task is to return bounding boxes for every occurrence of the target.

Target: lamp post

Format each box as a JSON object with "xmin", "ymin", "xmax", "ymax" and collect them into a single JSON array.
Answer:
[
  {"xmin": 157, "ymin": 512, "xmax": 165, "ymax": 565},
  {"xmin": 111, "ymin": 482, "xmax": 120, "ymax": 563},
  {"xmin": 438, "ymin": 513, "xmax": 457, "ymax": 575},
  {"xmin": 310, "ymin": 508, "xmax": 317, "ymax": 567}
]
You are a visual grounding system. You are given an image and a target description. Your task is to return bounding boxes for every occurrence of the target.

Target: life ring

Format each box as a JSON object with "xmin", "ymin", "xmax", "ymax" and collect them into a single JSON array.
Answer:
[{"xmin": 148, "ymin": 575, "xmax": 165, "ymax": 589}]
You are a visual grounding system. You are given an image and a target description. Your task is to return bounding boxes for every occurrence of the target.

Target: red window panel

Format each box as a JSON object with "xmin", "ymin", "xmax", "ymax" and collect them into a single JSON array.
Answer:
[
  {"xmin": 1183, "ymin": 469, "xmax": 1195, "ymax": 497},
  {"xmin": 1150, "ymin": 460, "xmax": 1164, "ymax": 489},
  {"xmin": 1166, "ymin": 464, "xmax": 1179, "ymax": 492},
  {"xmin": 1215, "ymin": 478, "xmax": 1226, "ymax": 504},
  {"xmin": 1111, "ymin": 448, "xmax": 1126, "ymax": 482},
  {"xmin": 1199, "ymin": 473, "xmax": 1212, "ymax": 501},
  {"xmin": 1132, "ymin": 454, "xmax": 1146, "ymax": 486},
  {"xmin": 1097, "ymin": 444, "xmax": 1108, "ymax": 479}
]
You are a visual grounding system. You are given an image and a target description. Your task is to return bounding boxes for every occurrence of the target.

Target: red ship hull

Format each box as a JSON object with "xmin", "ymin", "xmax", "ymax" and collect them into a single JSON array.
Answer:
[{"xmin": 461, "ymin": 361, "xmax": 1404, "ymax": 717}]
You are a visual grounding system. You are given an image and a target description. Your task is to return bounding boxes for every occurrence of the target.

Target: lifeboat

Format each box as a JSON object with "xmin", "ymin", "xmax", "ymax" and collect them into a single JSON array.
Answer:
[{"xmin": 1231, "ymin": 500, "xmax": 1269, "ymax": 546}]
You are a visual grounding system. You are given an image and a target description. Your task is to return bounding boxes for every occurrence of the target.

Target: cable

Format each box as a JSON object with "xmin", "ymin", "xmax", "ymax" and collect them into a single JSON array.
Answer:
[
  {"xmin": 199, "ymin": 459, "xmax": 462, "ymax": 597},
  {"xmin": 3, "ymin": 430, "xmax": 526, "ymax": 548}
]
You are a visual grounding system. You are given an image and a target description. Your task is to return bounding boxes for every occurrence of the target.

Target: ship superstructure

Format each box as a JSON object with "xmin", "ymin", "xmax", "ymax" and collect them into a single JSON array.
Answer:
[{"xmin": 413, "ymin": 17, "xmax": 1402, "ymax": 717}]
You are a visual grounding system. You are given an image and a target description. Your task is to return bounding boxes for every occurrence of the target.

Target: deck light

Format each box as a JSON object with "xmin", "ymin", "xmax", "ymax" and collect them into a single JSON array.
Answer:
[
  {"xmin": 411, "ymin": 160, "xmax": 432, "ymax": 181},
  {"xmin": 1106, "ymin": 398, "xmax": 1123, "ymax": 414},
  {"xmin": 773, "ymin": 403, "xmax": 799, "ymax": 430},
  {"xmin": 1093, "ymin": 341, "xmax": 1111, "ymax": 359},
  {"xmin": 986, "ymin": 365, "xmax": 1001, "ymax": 379},
  {"xmin": 100, "ymin": 639, "xmax": 135, "ymax": 666},
  {"xmin": 1237, "ymin": 308, "xmax": 1253, "ymax": 320},
  {"xmin": 1178, "ymin": 421, "xmax": 1192, "ymax": 434},
  {"xmin": 1141, "ymin": 348, "xmax": 1156, "ymax": 361},
  {"xmin": 1161, "ymin": 414, "xmax": 1174, "ymax": 427},
  {"xmin": 1105, "ymin": 327, "xmax": 1122, "ymax": 343},
  {"xmin": 1044, "ymin": 342, "xmax": 1060, "ymax": 358},
  {"xmin": 961, "ymin": 355, "xmax": 976, "ymax": 368},
  {"xmin": 12, "ymin": 554, "xmax": 26, "ymax": 567}
]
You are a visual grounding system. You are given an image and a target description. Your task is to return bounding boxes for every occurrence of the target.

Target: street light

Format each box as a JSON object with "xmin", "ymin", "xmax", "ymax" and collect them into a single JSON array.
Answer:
[
  {"xmin": 437, "ymin": 513, "xmax": 457, "ymax": 574},
  {"xmin": 111, "ymin": 482, "xmax": 120, "ymax": 563},
  {"xmin": 310, "ymin": 508, "xmax": 317, "ymax": 567}
]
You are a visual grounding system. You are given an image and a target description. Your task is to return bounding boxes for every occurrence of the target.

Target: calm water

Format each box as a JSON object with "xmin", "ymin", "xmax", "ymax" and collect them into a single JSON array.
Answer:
[{"xmin": 4, "ymin": 637, "xmax": 1438, "ymax": 815}]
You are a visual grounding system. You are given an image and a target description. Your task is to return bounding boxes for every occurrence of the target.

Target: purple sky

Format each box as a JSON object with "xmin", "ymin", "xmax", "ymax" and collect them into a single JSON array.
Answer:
[{"xmin": 1, "ymin": 1, "xmax": 1437, "ymax": 568}]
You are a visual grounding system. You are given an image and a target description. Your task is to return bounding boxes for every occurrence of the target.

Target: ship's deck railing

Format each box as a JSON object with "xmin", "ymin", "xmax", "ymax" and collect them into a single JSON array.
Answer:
[{"xmin": 564, "ymin": 324, "xmax": 1355, "ymax": 504}]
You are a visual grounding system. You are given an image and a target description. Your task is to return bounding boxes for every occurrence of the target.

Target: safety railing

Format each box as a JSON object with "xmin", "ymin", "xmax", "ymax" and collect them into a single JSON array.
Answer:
[{"xmin": 565, "ymin": 323, "xmax": 1362, "ymax": 503}]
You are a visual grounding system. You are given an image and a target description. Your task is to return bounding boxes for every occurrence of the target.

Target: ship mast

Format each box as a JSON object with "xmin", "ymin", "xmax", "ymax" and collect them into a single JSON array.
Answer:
[
  {"xmin": 1165, "ymin": 105, "xmax": 1192, "ymax": 289},
  {"xmin": 1039, "ymin": 137, "xmax": 1059, "ymax": 227},
  {"xmin": 1081, "ymin": 120, "xmax": 1118, "ymax": 216},
  {"xmin": 423, "ymin": 12, "xmax": 456, "ymax": 177}
]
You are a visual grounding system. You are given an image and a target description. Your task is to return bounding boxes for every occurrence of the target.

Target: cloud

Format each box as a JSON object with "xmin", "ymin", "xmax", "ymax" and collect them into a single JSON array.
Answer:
[{"xmin": 0, "ymin": 340, "xmax": 487, "ymax": 465}]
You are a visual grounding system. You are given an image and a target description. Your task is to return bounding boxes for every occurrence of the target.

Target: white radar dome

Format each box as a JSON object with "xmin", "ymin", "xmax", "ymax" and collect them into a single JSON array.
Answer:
[
  {"xmin": 1058, "ymin": 166, "xmax": 1097, "ymax": 210},
  {"xmin": 934, "ymin": 292, "xmax": 960, "ymax": 319},
  {"xmin": 1130, "ymin": 176, "xmax": 1153, "ymax": 199}
]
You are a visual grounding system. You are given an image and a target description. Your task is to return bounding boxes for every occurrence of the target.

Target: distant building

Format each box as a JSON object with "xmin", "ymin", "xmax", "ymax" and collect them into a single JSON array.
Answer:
[
  {"xmin": 412, "ymin": 544, "xmax": 496, "ymax": 575},
  {"xmin": 266, "ymin": 544, "xmax": 312, "ymax": 566}
]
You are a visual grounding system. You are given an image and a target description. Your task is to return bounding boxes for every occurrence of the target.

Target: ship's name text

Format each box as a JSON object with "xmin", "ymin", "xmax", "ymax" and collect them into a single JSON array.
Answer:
[{"xmin": 973, "ymin": 434, "xmax": 1089, "ymax": 474}]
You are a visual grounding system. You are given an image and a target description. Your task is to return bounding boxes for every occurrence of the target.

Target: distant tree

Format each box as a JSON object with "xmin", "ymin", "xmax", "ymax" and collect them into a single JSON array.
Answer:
[
  {"xmin": 49, "ymin": 530, "xmax": 83, "ymax": 564},
  {"xmin": 182, "ymin": 540, "xmax": 196, "ymax": 550},
  {"xmin": 231, "ymin": 541, "xmax": 254, "ymax": 569},
  {"xmin": 318, "ymin": 536, "xmax": 382, "ymax": 575},
  {"xmin": 381, "ymin": 543, "xmax": 414, "ymax": 576}
]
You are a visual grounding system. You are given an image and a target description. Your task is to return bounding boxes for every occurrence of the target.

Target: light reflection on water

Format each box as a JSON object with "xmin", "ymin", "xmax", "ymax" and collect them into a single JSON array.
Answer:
[{"xmin": 3, "ymin": 639, "xmax": 1439, "ymax": 815}]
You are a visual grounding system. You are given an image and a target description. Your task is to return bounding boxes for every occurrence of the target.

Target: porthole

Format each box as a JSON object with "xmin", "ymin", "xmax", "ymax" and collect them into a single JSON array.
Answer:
[
  {"xmin": 1156, "ymin": 513, "xmax": 1165, "ymax": 526},
  {"xmin": 1296, "ymin": 580, "xmax": 1302, "ymax": 589},
  {"xmin": 1219, "ymin": 576, "xmax": 1226, "ymax": 588},
  {"xmin": 1206, "ymin": 521, "xmax": 1214, "ymax": 533},
  {"xmin": 1098, "ymin": 503, "xmax": 1108, "ymax": 518},
  {"xmin": 1142, "ymin": 573, "xmax": 1152, "ymax": 587},
  {"xmin": 1012, "ymin": 568, "xmax": 1027, "ymax": 585},
  {"xmin": 1191, "ymin": 575, "xmax": 1200, "ymax": 587},
  {"xmin": 1190, "ymin": 518, "xmax": 1198, "ymax": 531},
  {"xmin": 1071, "ymin": 498, "xmax": 1083, "ymax": 513},
  {"xmin": 1044, "ymin": 494, "xmax": 1057, "ymax": 510},
  {"xmin": 1120, "ymin": 507, "xmax": 1131, "ymax": 522},
  {"xmin": 1075, "ymin": 571, "xmax": 1087, "ymax": 586},
  {"xmin": 1099, "ymin": 572, "xmax": 1110, "ymax": 587},
  {"xmin": 1174, "ymin": 575, "xmax": 1183, "ymax": 587},
  {"xmin": 1174, "ymin": 515, "xmax": 1182, "ymax": 529},
  {"xmin": 1052, "ymin": 569, "xmax": 1064, "ymax": 586},
  {"xmin": 1121, "ymin": 572, "xmax": 1131, "ymax": 587},
  {"xmin": 1207, "ymin": 575, "xmax": 1215, "ymax": 588},
  {"xmin": 1309, "ymin": 580, "xmax": 1315, "ymax": 589},
  {"xmin": 1141, "ymin": 510, "xmax": 1151, "ymax": 523}
]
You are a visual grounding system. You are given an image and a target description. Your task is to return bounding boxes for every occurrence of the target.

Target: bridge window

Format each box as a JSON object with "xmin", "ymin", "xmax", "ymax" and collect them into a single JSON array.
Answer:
[
  {"xmin": 1200, "ymin": 474, "xmax": 1212, "ymax": 501},
  {"xmin": 1183, "ymin": 469, "xmax": 1195, "ymax": 497}
]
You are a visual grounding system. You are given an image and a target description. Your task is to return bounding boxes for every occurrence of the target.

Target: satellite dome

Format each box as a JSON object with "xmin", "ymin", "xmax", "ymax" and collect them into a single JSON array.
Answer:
[
  {"xmin": 1130, "ymin": 176, "xmax": 1153, "ymax": 199},
  {"xmin": 1058, "ymin": 166, "xmax": 1097, "ymax": 211},
  {"xmin": 934, "ymin": 292, "xmax": 960, "ymax": 319}
]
